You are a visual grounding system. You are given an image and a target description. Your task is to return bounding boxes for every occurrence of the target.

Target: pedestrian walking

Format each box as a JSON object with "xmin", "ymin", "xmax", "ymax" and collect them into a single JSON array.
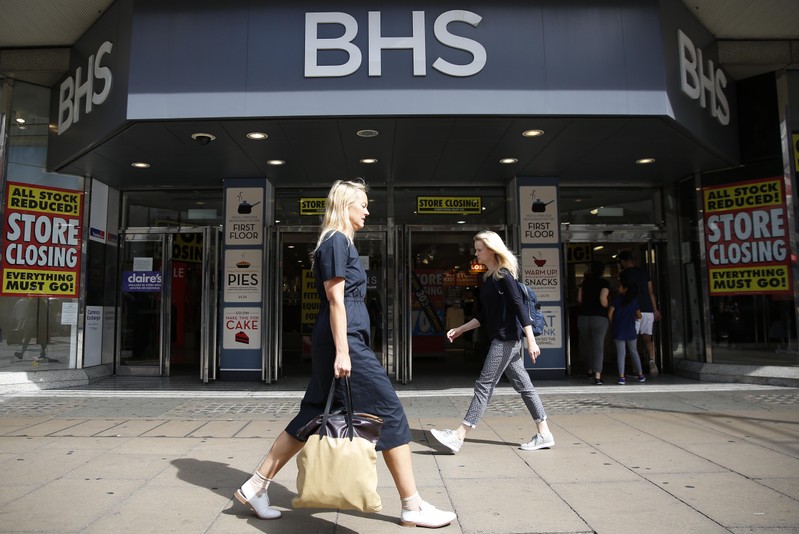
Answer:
[
  {"xmin": 430, "ymin": 230, "xmax": 554, "ymax": 453},
  {"xmin": 235, "ymin": 179, "xmax": 456, "ymax": 528},
  {"xmin": 617, "ymin": 250, "xmax": 660, "ymax": 375},
  {"xmin": 578, "ymin": 261, "xmax": 610, "ymax": 385},
  {"xmin": 608, "ymin": 277, "xmax": 645, "ymax": 385}
]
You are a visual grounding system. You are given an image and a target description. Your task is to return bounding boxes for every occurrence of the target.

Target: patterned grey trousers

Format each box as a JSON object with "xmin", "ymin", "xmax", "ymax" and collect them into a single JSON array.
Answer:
[{"xmin": 463, "ymin": 339, "xmax": 547, "ymax": 428}]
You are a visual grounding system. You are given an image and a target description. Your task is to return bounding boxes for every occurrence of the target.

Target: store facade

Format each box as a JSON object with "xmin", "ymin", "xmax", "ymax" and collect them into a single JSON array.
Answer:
[{"xmin": 1, "ymin": 0, "xmax": 797, "ymax": 386}]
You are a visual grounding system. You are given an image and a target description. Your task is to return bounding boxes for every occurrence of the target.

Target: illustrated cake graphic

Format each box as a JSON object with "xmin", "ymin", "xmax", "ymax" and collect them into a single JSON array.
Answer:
[{"xmin": 235, "ymin": 331, "xmax": 249, "ymax": 344}]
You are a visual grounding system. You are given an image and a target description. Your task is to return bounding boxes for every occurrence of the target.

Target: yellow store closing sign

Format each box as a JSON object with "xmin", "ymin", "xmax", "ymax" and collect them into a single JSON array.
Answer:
[
  {"xmin": 1, "ymin": 182, "xmax": 84, "ymax": 298},
  {"xmin": 703, "ymin": 177, "xmax": 791, "ymax": 296},
  {"xmin": 417, "ymin": 196, "xmax": 481, "ymax": 214}
]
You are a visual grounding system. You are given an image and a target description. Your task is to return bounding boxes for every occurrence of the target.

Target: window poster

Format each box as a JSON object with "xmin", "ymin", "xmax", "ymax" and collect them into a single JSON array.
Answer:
[
  {"xmin": 1, "ymin": 182, "xmax": 84, "ymax": 297},
  {"xmin": 703, "ymin": 177, "xmax": 791, "ymax": 295}
]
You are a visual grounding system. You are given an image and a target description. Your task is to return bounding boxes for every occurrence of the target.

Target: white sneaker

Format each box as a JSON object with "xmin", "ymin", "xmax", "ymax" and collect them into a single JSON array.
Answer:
[
  {"xmin": 235, "ymin": 486, "xmax": 281, "ymax": 520},
  {"xmin": 400, "ymin": 500, "xmax": 457, "ymax": 528},
  {"xmin": 431, "ymin": 428, "xmax": 463, "ymax": 453},
  {"xmin": 648, "ymin": 360, "xmax": 659, "ymax": 377},
  {"xmin": 520, "ymin": 433, "xmax": 555, "ymax": 451}
]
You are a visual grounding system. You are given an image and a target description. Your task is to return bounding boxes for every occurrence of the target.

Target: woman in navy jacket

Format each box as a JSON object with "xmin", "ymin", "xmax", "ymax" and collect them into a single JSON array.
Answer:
[{"xmin": 430, "ymin": 230, "xmax": 554, "ymax": 453}]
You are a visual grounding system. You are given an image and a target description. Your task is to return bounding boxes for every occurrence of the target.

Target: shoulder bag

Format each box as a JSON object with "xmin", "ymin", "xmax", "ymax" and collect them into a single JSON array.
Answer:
[{"xmin": 292, "ymin": 377, "xmax": 384, "ymax": 513}]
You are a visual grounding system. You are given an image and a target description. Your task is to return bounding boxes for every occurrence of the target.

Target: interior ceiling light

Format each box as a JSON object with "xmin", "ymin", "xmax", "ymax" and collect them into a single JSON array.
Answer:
[
  {"xmin": 267, "ymin": 159, "xmax": 285, "ymax": 166},
  {"xmin": 522, "ymin": 129, "xmax": 544, "ymax": 137},
  {"xmin": 360, "ymin": 158, "xmax": 378, "ymax": 164},
  {"xmin": 131, "ymin": 162, "xmax": 150, "ymax": 168},
  {"xmin": 636, "ymin": 157, "xmax": 656, "ymax": 164},
  {"xmin": 356, "ymin": 129, "xmax": 379, "ymax": 138},
  {"xmin": 247, "ymin": 132, "xmax": 268, "ymax": 140},
  {"xmin": 500, "ymin": 158, "xmax": 518, "ymax": 164},
  {"xmin": 14, "ymin": 114, "xmax": 26, "ymax": 125}
]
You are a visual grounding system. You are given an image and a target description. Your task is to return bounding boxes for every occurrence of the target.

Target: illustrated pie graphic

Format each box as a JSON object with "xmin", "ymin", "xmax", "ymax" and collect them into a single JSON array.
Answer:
[
  {"xmin": 235, "ymin": 331, "xmax": 250, "ymax": 344},
  {"xmin": 236, "ymin": 260, "xmax": 251, "ymax": 268}
]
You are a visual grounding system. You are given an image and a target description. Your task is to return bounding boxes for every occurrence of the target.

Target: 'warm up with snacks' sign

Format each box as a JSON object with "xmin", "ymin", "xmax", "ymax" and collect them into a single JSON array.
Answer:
[
  {"xmin": 703, "ymin": 177, "xmax": 791, "ymax": 295},
  {"xmin": 1, "ymin": 182, "xmax": 84, "ymax": 297}
]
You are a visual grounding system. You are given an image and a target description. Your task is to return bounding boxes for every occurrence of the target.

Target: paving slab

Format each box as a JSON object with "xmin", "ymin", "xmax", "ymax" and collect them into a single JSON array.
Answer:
[{"xmin": 0, "ymin": 380, "xmax": 797, "ymax": 533}]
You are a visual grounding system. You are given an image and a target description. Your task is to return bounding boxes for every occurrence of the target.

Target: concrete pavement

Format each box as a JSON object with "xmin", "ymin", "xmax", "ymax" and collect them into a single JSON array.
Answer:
[{"xmin": 0, "ymin": 378, "xmax": 798, "ymax": 533}]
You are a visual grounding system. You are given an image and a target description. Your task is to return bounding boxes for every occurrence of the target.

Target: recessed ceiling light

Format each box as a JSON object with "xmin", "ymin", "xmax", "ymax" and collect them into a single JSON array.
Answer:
[
  {"xmin": 636, "ymin": 157, "xmax": 656, "ymax": 164},
  {"xmin": 456, "ymin": 220, "xmax": 466, "ymax": 224},
  {"xmin": 357, "ymin": 129, "xmax": 379, "ymax": 138},
  {"xmin": 247, "ymin": 132, "xmax": 268, "ymax": 140},
  {"xmin": 267, "ymin": 159, "xmax": 285, "ymax": 166},
  {"xmin": 522, "ymin": 129, "xmax": 544, "ymax": 137},
  {"xmin": 191, "ymin": 132, "xmax": 216, "ymax": 144},
  {"xmin": 131, "ymin": 162, "xmax": 150, "ymax": 168},
  {"xmin": 500, "ymin": 158, "xmax": 518, "ymax": 164},
  {"xmin": 360, "ymin": 158, "xmax": 378, "ymax": 164}
]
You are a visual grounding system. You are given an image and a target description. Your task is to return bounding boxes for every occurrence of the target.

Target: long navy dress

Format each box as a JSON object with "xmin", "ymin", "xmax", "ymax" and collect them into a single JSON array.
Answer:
[{"xmin": 284, "ymin": 231, "xmax": 412, "ymax": 451}]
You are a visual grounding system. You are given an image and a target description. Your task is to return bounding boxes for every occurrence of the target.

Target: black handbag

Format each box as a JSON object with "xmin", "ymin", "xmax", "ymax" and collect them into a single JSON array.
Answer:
[
  {"xmin": 293, "ymin": 377, "xmax": 384, "ymax": 512},
  {"xmin": 296, "ymin": 377, "xmax": 383, "ymax": 443}
]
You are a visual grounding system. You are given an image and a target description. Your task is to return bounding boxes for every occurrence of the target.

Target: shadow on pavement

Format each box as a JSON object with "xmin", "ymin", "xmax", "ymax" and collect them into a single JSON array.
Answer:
[{"xmin": 170, "ymin": 458, "xmax": 398, "ymax": 532}]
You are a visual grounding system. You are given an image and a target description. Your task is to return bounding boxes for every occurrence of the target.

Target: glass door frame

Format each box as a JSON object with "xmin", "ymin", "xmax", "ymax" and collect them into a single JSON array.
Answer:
[
  {"xmin": 117, "ymin": 226, "xmax": 220, "ymax": 381},
  {"xmin": 397, "ymin": 225, "xmax": 506, "ymax": 384},
  {"xmin": 560, "ymin": 223, "xmax": 667, "ymax": 375},
  {"xmin": 272, "ymin": 226, "xmax": 389, "ymax": 383}
]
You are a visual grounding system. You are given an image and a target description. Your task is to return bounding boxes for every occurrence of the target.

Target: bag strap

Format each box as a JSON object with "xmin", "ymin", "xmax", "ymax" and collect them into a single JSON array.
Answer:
[{"xmin": 320, "ymin": 377, "xmax": 356, "ymax": 441}]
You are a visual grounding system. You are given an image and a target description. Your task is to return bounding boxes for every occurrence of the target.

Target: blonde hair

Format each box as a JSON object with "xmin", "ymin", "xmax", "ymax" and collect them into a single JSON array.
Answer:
[
  {"xmin": 474, "ymin": 230, "xmax": 518, "ymax": 280},
  {"xmin": 313, "ymin": 178, "xmax": 369, "ymax": 256}
]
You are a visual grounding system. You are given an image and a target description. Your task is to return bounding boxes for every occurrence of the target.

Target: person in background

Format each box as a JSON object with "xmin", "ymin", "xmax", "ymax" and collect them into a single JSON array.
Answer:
[
  {"xmin": 13, "ymin": 297, "xmax": 50, "ymax": 363},
  {"xmin": 617, "ymin": 250, "xmax": 660, "ymax": 376},
  {"xmin": 578, "ymin": 261, "xmax": 610, "ymax": 385},
  {"xmin": 608, "ymin": 277, "xmax": 645, "ymax": 385},
  {"xmin": 430, "ymin": 230, "xmax": 554, "ymax": 454},
  {"xmin": 234, "ymin": 179, "xmax": 455, "ymax": 529}
]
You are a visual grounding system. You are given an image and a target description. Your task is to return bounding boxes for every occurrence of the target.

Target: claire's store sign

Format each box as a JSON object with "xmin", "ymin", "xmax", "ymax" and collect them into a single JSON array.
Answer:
[
  {"xmin": 1, "ymin": 182, "xmax": 84, "ymax": 297},
  {"xmin": 703, "ymin": 177, "xmax": 791, "ymax": 295},
  {"xmin": 122, "ymin": 271, "xmax": 162, "ymax": 292}
]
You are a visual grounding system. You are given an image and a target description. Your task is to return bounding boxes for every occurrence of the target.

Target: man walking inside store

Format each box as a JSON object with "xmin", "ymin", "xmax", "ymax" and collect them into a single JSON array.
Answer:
[{"xmin": 617, "ymin": 250, "xmax": 660, "ymax": 376}]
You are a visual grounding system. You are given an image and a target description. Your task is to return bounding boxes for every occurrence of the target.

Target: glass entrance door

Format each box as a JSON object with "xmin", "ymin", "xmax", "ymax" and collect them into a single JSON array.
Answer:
[
  {"xmin": 117, "ymin": 227, "xmax": 220, "ymax": 379},
  {"xmin": 273, "ymin": 228, "xmax": 388, "ymax": 383},
  {"xmin": 562, "ymin": 225, "xmax": 666, "ymax": 376},
  {"xmin": 118, "ymin": 232, "xmax": 167, "ymax": 375},
  {"xmin": 397, "ymin": 226, "xmax": 506, "ymax": 383}
]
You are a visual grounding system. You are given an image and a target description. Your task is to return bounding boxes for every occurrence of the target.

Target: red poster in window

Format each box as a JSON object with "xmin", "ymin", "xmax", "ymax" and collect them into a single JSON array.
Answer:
[
  {"xmin": 1, "ymin": 182, "xmax": 84, "ymax": 298},
  {"xmin": 702, "ymin": 177, "xmax": 791, "ymax": 296}
]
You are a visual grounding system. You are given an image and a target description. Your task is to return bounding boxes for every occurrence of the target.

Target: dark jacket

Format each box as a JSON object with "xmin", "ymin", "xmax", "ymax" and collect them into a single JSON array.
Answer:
[{"xmin": 475, "ymin": 269, "xmax": 532, "ymax": 341}]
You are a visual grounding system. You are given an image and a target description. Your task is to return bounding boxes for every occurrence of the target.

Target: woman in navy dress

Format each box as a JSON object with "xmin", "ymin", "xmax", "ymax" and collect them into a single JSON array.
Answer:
[{"xmin": 235, "ymin": 179, "xmax": 456, "ymax": 529}]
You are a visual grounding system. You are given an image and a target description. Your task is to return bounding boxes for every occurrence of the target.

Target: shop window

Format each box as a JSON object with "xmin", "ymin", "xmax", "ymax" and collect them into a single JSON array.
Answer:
[{"xmin": 1, "ymin": 80, "xmax": 85, "ymax": 371}]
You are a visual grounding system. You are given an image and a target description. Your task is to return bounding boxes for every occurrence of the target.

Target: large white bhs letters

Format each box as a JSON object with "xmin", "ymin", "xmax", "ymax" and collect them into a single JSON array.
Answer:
[
  {"xmin": 678, "ymin": 30, "xmax": 729, "ymax": 126},
  {"xmin": 305, "ymin": 10, "xmax": 486, "ymax": 78},
  {"xmin": 58, "ymin": 40, "xmax": 114, "ymax": 135}
]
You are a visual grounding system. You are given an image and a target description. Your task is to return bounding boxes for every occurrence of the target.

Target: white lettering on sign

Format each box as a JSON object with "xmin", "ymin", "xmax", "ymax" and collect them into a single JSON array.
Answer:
[
  {"xmin": 58, "ymin": 40, "xmax": 114, "ymax": 135},
  {"xmin": 305, "ymin": 10, "xmax": 486, "ymax": 78},
  {"xmin": 678, "ymin": 30, "xmax": 729, "ymax": 126},
  {"xmin": 705, "ymin": 208, "xmax": 787, "ymax": 266}
]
